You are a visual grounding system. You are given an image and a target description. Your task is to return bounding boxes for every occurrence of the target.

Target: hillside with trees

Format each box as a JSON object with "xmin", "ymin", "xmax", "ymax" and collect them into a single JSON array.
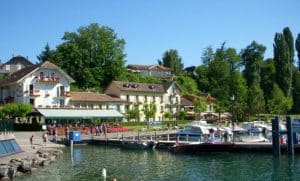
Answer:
[{"xmin": 37, "ymin": 23, "xmax": 300, "ymax": 119}]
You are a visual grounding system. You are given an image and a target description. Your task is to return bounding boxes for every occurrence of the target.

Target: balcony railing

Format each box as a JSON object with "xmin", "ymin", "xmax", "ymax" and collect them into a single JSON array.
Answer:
[
  {"xmin": 29, "ymin": 89, "xmax": 40, "ymax": 97},
  {"xmin": 60, "ymin": 91, "xmax": 71, "ymax": 97},
  {"xmin": 37, "ymin": 76, "xmax": 60, "ymax": 83}
]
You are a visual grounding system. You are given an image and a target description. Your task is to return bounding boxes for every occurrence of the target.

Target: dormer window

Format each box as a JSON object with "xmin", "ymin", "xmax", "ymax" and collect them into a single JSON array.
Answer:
[{"xmin": 149, "ymin": 85, "xmax": 155, "ymax": 89}]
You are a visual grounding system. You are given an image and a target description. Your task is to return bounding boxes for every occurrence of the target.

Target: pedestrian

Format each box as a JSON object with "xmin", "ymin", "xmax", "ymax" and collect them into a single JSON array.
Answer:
[
  {"xmin": 96, "ymin": 125, "xmax": 100, "ymax": 136},
  {"xmin": 30, "ymin": 135, "xmax": 34, "ymax": 149},
  {"xmin": 65, "ymin": 126, "xmax": 69, "ymax": 141},
  {"xmin": 42, "ymin": 132, "xmax": 48, "ymax": 146}
]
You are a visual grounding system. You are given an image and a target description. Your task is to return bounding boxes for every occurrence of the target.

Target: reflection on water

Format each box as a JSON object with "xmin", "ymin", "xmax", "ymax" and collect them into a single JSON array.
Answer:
[{"xmin": 16, "ymin": 145, "xmax": 300, "ymax": 181}]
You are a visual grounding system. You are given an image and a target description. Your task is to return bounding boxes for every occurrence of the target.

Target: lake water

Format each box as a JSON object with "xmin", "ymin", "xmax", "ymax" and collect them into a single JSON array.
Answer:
[{"xmin": 16, "ymin": 145, "xmax": 300, "ymax": 181}]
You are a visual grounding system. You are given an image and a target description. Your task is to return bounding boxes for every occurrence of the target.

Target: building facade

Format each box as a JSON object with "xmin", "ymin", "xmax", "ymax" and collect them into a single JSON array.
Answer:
[
  {"xmin": 127, "ymin": 64, "xmax": 172, "ymax": 79},
  {"xmin": 0, "ymin": 61, "xmax": 75, "ymax": 108},
  {"xmin": 0, "ymin": 55, "xmax": 33, "ymax": 76},
  {"xmin": 69, "ymin": 91, "xmax": 125, "ymax": 111},
  {"xmin": 105, "ymin": 81, "xmax": 182, "ymax": 122}
]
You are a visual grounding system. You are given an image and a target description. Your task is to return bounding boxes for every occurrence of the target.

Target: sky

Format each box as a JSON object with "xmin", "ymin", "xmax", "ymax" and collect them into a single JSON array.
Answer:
[{"xmin": 0, "ymin": 0, "xmax": 299, "ymax": 67}]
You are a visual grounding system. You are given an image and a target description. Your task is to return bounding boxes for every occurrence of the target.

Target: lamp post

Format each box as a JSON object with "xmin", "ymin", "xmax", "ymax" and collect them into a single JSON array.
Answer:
[{"xmin": 231, "ymin": 95, "xmax": 235, "ymax": 142}]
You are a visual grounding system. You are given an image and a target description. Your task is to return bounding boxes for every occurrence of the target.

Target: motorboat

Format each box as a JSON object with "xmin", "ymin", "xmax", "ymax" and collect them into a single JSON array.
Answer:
[{"xmin": 169, "ymin": 142, "xmax": 235, "ymax": 154}]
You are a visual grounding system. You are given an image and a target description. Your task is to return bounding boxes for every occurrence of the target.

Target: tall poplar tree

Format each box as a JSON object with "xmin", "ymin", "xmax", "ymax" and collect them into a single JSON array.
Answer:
[
  {"xmin": 273, "ymin": 28, "xmax": 293, "ymax": 97},
  {"xmin": 296, "ymin": 33, "xmax": 300, "ymax": 70}
]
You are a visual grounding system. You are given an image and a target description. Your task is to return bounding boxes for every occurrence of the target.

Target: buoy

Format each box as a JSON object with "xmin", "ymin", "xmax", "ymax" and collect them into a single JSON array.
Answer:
[{"xmin": 102, "ymin": 168, "xmax": 107, "ymax": 180}]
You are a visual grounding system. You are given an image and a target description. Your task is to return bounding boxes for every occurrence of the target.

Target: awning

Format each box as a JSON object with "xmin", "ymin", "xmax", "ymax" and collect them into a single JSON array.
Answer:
[{"xmin": 37, "ymin": 109, "xmax": 124, "ymax": 120}]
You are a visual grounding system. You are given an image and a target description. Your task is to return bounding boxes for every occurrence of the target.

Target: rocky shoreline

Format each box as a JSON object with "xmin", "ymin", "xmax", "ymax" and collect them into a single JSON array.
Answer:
[{"xmin": 0, "ymin": 147, "xmax": 63, "ymax": 180}]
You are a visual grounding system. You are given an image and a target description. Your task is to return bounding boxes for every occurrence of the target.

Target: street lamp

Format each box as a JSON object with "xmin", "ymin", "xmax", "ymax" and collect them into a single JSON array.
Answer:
[{"xmin": 231, "ymin": 95, "xmax": 235, "ymax": 142}]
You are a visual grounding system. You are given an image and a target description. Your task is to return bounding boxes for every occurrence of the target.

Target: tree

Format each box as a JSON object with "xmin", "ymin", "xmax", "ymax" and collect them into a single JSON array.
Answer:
[
  {"xmin": 37, "ymin": 43, "xmax": 55, "ymax": 63},
  {"xmin": 195, "ymin": 65, "xmax": 209, "ymax": 93},
  {"xmin": 292, "ymin": 70, "xmax": 300, "ymax": 113},
  {"xmin": 274, "ymin": 29, "xmax": 293, "ymax": 97},
  {"xmin": 241, "ymin": 41, "xmax": 266, "ymax": 87},
  {"xmin": 1, "ymin": 103, "xmax": 32, "ymax": 122},
  {"xmin": 201, "ymin": 46, "xmax": 214, "ymax": 66},
  {"xmin": 161, "ymin": 49, "xmax": 183, "ymax": 75},
  {"xmin": 246, "ymin": 83, "xmax": 265, "ymax": 116},
  {"xmin": 127, "ymin": 107, "xmax": 140, "ymax": 122},
  {"xmin": 142, "ymin": 103, "xmax": 157, "ymax": 122},
  {"xmin": 260, "ymin": 59, "xmax": 276, "ymax": 104},
  {"xmin": 267, "ymin": 84, "xmax": 293, "ymax": 115},
  {"xmin": 193, "ymin": 97, "xmax": 206, "ymax": 119},
  {"xmin": 163, "ymin": 111, "xmax": 172, "ymax": 121},
  {"xmin": 176, "ymin": 74, "xmax": 199, "ymax": 94},
  {"xmin": 51, "ymin": 23, "xmax": 126, "ymax": 90},
  {"xmin": 296, "ymin": 33, "xmax": 300, "ymax": 70}
]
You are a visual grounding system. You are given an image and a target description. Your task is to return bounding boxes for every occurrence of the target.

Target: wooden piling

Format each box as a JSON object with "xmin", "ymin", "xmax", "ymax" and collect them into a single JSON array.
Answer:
[
  {"xmin": 272, "ymin": 117, "xmax": 280, "ymax": 156},
  {"xmin": 286, "ymin": 116, "xmax": 294, "ymax": 155}
]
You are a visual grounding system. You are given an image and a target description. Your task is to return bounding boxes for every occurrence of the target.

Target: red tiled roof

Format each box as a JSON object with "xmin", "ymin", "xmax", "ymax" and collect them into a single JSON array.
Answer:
[{"xmin": 70, "ymin": 92, "xmax": 124, "ymax": 103}]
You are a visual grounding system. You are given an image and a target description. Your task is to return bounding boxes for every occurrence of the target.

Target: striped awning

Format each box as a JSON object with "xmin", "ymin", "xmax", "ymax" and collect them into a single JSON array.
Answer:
[{"xmin": 37, "ymin": 109, "xmax": 124, "ymax": 120}]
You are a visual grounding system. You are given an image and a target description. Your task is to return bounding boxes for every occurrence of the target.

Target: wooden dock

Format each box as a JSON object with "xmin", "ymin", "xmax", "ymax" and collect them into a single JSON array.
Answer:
[{"xmin": 58, "ymin": 132, "xmax": 300, "ymax": 154}]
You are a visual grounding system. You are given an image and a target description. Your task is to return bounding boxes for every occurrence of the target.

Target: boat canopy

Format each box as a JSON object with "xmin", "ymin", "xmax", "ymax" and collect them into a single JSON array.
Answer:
[{"xmin": 37, "ymin": 109, "xmax": 124, "ymax": 120}]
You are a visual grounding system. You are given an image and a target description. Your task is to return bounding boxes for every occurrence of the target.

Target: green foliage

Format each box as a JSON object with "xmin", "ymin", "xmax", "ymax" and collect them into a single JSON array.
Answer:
[
  {"xmin": 1, "ymin": 103, "xmax": 32, "ymax": 119},
  {"xmin": 201, "ymin": 46, "xmax": 214, "ymax": 66},
  {"xmin": 142, "ymin": 103, "xmax": 157, "ymax": 122},
  {"xmin": 241, "ymin": 41, "xmax": 266, "ymax": 87},
  {"xmin": 195, "ymin": 65, "xmax": 209, "ymax": 93},
  {"xmin": 163, "ymin": 112, "xmax": 172, "ymax": 121},
  {"xmin": 118, "ymin": 71, "xmax": 162, "ymax": 84},
  {"xmin": 37, "ymin": 43, "xmax": 55, "ymax": 63},
  {"xmin": 160, "ymin": 49, "xmax": 183, "ymax": 75},
  {"xmin": 176, "ymin": 74, "xmax": 199, "ymax": 94},
  {"xmin": 178, "ymin": 110, "xmax": 187, "ymax": 120},
  {"xmin": 50, "ymin": 23, "xmax": 126, "ymax": 90},
  {"xmin": 127, "ymin": 107, "xmax": 140, "ymax": 122},
  {"xmin": 292, "ymin": 70, "xmax": 300, "ymax": 113},
  {"xmin": 296, "ymin": 33, "xmax": 300, "ymax": 69},
  {"xmin": 274, "ymin": 29, "xmax": 293, "ymax": 97},
  {"xmin": 267, "ymin": 84, "xmax": 293, "ymax": 114},
  {"xmin": 247, "ymin": 83, "xmax": 265, "ymax": 116},
  {"xmin": 193, "ymin": 97, "xmax": 206, "ymax": 119},
  {"xmin": 260, "ymin": 59, "xmax": 276, "ymax": 100}
]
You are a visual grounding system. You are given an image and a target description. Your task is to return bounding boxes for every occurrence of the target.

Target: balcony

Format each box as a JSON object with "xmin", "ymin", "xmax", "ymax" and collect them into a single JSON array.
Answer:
[
  {"xmin": 60, "ymin": 91, "xmax": 71, "ymax": 97},
  {"xmin": 29, "ymin": 89, "xmax": 40, "ymax": 97},
  {"xmin": 37, "ymin": 76, "xmax": 60, "ymax": 83}
]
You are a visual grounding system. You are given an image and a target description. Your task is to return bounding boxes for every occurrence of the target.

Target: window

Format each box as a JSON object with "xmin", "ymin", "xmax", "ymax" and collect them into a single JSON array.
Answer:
[
  {"xmin": 40, "ymin": 72, "xmax": 44, "ymax": 78},
  {"xmin": 29, "ymin": 99, "xmax": 34, "ymax": 106},
  {"xmin": 160, "ymin": 96, "xmax": 163, "ymax": 102},
  {"xmin": 152, "ymin": 96, "xmax": 155, "ymax": 102},
  {"xmin": 60, "ymin": 99, "xmax": 65, "ymax": 107},
  {"xmin": 144, "ymin": 96, "xmax": 148, "ymax": 102},
  {"xmin": 136, "ymin": 95, "xmax": 139, "ymax": 102},
  {"xmin": 126, "ymin": 95, "xmax": 130, "ymax": 101}
]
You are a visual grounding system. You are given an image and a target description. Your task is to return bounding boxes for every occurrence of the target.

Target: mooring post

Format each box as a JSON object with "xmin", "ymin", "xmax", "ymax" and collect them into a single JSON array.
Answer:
[
  {"xmin": 154, "ymin": 132, "xmax": 157, "ymax": 141},
  {"xmin": 272, "ymin": 117, "xmax": 280, "ymax": 156},
  {"xmin": 167, "ymin": 134, "xmax": 170, "ymax": 141},
  {"xmin": 286, "ymin": 116, "xmax": 294, "ymax": 155},
  {"xmin": 186, "ymin": 134, "xmax": 189, "ymax": 142},
  {"xmin": 138, "ymin": 131, "xmax": 140, "ymax": 141}
]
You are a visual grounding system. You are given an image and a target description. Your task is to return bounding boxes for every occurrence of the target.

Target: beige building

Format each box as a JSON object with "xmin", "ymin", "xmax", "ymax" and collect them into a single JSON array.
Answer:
[
  {"xmin": 69, "ymin": 91, "xmax": 125, "ymax": 111},
  {"xmin": 127, "ymin": 64, "xmax": 173, "ymax": 79},
  {"xmin": 105, "ymin": 81, "xmax": 182, "ymax": 122}
]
